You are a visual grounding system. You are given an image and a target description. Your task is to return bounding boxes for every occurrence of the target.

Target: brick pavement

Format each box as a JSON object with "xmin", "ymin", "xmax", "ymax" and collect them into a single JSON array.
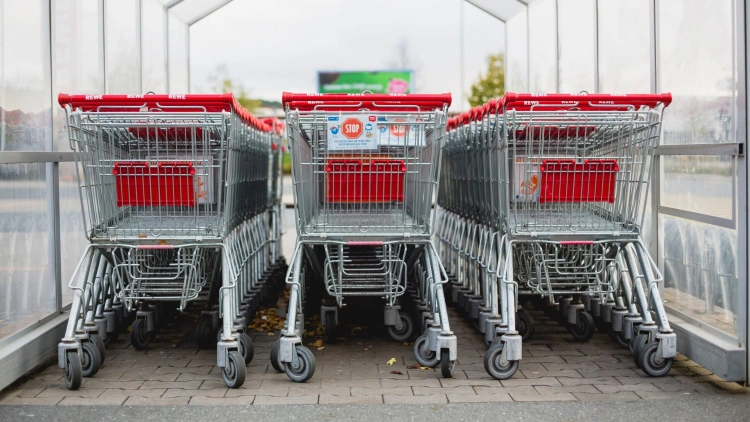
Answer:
[{"xmin": 1, "ymin": 305, "xmax": 746, "ymax": 405}]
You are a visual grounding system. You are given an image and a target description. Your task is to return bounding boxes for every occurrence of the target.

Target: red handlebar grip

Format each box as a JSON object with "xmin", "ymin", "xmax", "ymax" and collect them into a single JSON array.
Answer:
[{"xmin": 282, "ymin": 92, "xmax": 452, "ymax": 107}]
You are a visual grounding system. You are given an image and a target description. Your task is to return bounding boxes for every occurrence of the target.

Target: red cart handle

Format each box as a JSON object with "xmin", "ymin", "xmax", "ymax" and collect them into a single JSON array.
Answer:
[
  {"xmin": 285, "ymin": 100, "xmax": 449, "ymax": 112},
  {"xmin": 282, "ymin": 92, "xmax": 452, "ymax": 107}
]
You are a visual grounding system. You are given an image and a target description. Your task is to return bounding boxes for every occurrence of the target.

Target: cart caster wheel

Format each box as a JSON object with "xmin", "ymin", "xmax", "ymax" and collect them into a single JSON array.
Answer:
[
  {"xmin": 324, "ymin": 311, "xmax": 337, "ymax": 344},
  {"xmin": 570, "ymin": 311, "xmax": 595, "ymax": 342},
  {"xmin": 238, "ymin": 332, "xmax": 254, "ymax": 365},
  {"xmin": 270, "ymin": 338, "xmax": 283, "ymax": 373},
  {"xmin": 595, "ymin": 318, "xmax": 609, "ymax": 333},
  {"xmin": 609, "ymin": 326, "xmax": 629, "ymax": 348},
  {"xmin": 440, "ymin": 349, "xmax": 455, "ymax": 378},
  {"xmin": 63, "ymin": 351, "xmax": 82, "ymax": 390},
  {"xmin": 222, "ymin": 351, "xmax": 246, "ymax": 388},
  {"xmin": 639, "ymin": 341, "xmax": 673, "ymax": 377},
  {"xmin": 89, "ymin": 333, "xmax": 106, "ymax": 364},
  {"xmin": 81, "ymin": 341, "xmax": 102, "ymax": 378},
  {"xmin": 516, "ymin": 310, "xmax": 535, "ymax": 342},
  {"xmin": 631, "ymin": 333, "xmax": 649, "ymax": 368},
  {"xmin": 386, "ymin": 312, "xmax": 414, "ymax": 342},
  {"xmin": 284, "ymin": 345, "xmax": 316, "ymax": 383},
  {"xmin": 484, "ymin": 342, "xmax": 519, "ymax": 380},
  {"xmin": 414, "ymin": 335, "xmax": 439, "ymax": 368},
  {"xmin": 196, "ymin": 316, "xmax": 217, "ymax": 349},
  {"xmin": 103, "ymin": 330, "xmax": 119, "ymax": 347},
  {"xmin": 130, "ymin": 318, "xmax": 151, "ymax": 350}
]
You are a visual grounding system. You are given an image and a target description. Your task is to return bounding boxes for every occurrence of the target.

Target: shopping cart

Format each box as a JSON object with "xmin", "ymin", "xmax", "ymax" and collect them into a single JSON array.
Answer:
[
  {"xmin": 56, "ymin": 93, "xmax": 277, "ymax": 389},
  {"xmin": 437, "ymin": 93, "xmax": 676, "ymax": 380},
  {"xmin": 273, "ymin": 92, "xmax": 457, "ymax": 382}
]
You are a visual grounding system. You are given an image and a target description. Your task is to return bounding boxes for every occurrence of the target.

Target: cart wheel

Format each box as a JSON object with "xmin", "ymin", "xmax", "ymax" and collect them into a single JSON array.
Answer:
[
  {"xmin": 570, "ymin": 311, "xmax": 595, "ymax": 342},
  {"xmin": 595, "ymin": 318, "xmax": 609, "ymax": 333},
  {"xmin": 238, "ymin": 332, "xmax": 254, "ymax": 365},
  {"xmin": 413, "ymin": 335, "xmax": 439, "ymax": 368},
  {"xmin": 130, "ymin": 318, "xmax": 151, "ymax": 350},
  {"xmin": 196, "ymin": 316, "xmax": 217, "ymax": 349},
  {"xmin": 89, "ymin": 333, "xmax": 106, "ymax": 364},
  {"xmin": 440, "ymin": 349, "xmax": 455, "ymax": 378},
  {"xmin": 639, "ymin": 341, "xmax": 674, "ymax": 377},
  {"xmin": 516, "ymin": 310, "xmax": 535, "ymax": 342},
  {"xmin": 63, "ymin": 351, "xmax": 82, "ymax": 390},
  {"xmin": 610, "ymin": 327, "xmax": 629, "ymax": 348},
  {"xmin": 104, "ymin": 330, "xmax": 119, "ymax": 347},
  {"xmin": 81, "ymin": 341, "xmax": 102, "ymax": 378},
  {"xmin": 386, "ymin": 312, "xmax": 414, "ymax": 342},
  {"xmin": 270, "ymin": 338, "xmax": 283, "ymax": 373},
  {"xmin": 284, "ymin": 345, "xmax": 316, "ymax": 383},
  {"xmin": 221, "ymin": 351, "xmax": 246, "ymax": 388},
  {"xmin": 631, "ymin": 333, "xmax": 649, "ymax": 368},
  {"xmin": 324, "ymin": 311, "xmax": 337, "ymax": 344},
  {"xmin": 484, "ymin": 342, "xmax": 519, "ymax": 380}
]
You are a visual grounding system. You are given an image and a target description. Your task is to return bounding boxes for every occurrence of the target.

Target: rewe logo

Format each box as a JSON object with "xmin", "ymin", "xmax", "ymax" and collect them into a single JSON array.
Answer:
[
  {"xmin": 85, "ymin": 95, "xmax": 103, "ymax": 100},
  {"xmin": 341, "ymin": 118, "xmax": 363, "ymax": 139},
  {"xmin": 168, "ymin": 95, "xmax": 186, "ymax": 100}
]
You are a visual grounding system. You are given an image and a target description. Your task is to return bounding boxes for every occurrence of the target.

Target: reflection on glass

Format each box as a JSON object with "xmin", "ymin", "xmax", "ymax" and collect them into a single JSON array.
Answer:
[
  {"xmin": 557, "ymin": 0, "xmax": 595, "ymax": 93},
  {"xmin": 661, "ymin": 215, "xmax": 738, "ymax": 339},
  {"xmin": 528, "ymin": 0, "xmax": 556, "ymax": 93},
  {"xmin": 505, "ymin": 9, "xmax": 528, "ymax": 92},
  {"xmin": 105, "ymin": 0, "xmax": 141, "ymax": 93},
  {"xmin": 661, "ymin": 155, "xmax": 734, "ymax": 220},
  {"xmin": 598, "ymin": 0, "xmax": 650, "ymax": 93},
  {"xmin": 168, "ymin": 13, "xmax": 189, "ymax": 93},
  {"xmin": 141, "ymin": 0, "xmax": 168, "ymax": 93},
  {"xmin": 0, "ymin": 164, "xmax": 52, "ymax": 341},
  {"xmin": 659, "ymin": 0, "xmax": 734, "ymax": 144},
  {"xmin": 59, "ymin": 161, "xmax": 89, "ymax": 306}
]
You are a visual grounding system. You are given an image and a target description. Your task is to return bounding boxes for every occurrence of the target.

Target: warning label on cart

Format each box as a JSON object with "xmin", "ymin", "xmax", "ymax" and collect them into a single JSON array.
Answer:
[
  {"xmin": 376, "ymin": 116, "xmax": 425, "ymax": 147},
  {"xmin": 327, "ymin": 115, "xmax": 378, "ymax": 150}
]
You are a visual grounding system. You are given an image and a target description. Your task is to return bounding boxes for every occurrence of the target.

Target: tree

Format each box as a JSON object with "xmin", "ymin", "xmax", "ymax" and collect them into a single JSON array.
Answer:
[
  {"xmin": 468, "ymin": 53, "xmax": 505, "ymax": 107},
  {"xmin": 206, "ymin": 64, "xmax": 261, "ymax": 112},
  {"xmin": 385, "ymin": 38, "xmax": 421, "ymax": 72}
]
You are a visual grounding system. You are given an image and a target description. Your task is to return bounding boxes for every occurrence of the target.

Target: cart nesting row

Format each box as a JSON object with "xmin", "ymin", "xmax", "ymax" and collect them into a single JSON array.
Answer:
[
  {"xmin": 276, "ymin": 92, "xmax": 457, "ymax": 382},
  {"xmin": 436, "ymin": 93, "xmax": 677, "ymax": 380},
  {"xmin": 56, "ymin": 93, "xmax": 285, "ymax": 389}
]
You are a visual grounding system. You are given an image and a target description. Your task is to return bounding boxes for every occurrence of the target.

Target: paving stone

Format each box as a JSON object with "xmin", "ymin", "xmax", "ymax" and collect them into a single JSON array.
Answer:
[
  {"xmin": 2, "ymin": 388, "xmax": 44, "ymax": 398},
  {"xmin": 139, "ymin": 380, "xmax": 202, "ymax": 390},
  {"xmin": 383, "ymin": 394, "xmax": 447, "ymax": 404},
  {"xmin": 635, "ymin": 391, "xmax": 705, "ymax": 400},
  {"xmin": 562, "ymin": 355, "xmax": 619, "ymax": 364},
  {"xmin": 351, "ymin": 387, "xmax": 412, "ymax": 396},
  {"xmin": 319, "ymin": 394, "xmax": 383, "ymax": 404},
  {"xmin": 59, "ymin": 396, "xmax": 126, "ymax": 405},
  {"xmin": 535, "ymin": 385, "xmax": 599, "ymax": 394},
  {"xmin": 80, "ymin": 380, "xmax": 144, "ymax": 390},
  {"xmin": 254, "ymin": 395, "xmax": 319, "ymax": 405},
  {"xmin": 572, "ymin": 392, "xmax": 639, "ymax": 401},
  {"xmin": 35, "ymin": 387, "xmax": 104, "ymax": 398},
  {"xmin": 615, "ymin": 376, "xmax": 680, "ymax": 385},
  {"xmin": 155, "ymin": 365, "xmax": 212, "ymax": 375},
  {"xmin": 123, "ymin": 396, "xmax": 190, "ymax": 406},
  {"xmin": 261, "ymin": 378, "xmax": 322, "ymax": 388},
  {"xmin": 162, "ymin": 388, "xmax": 227, "ymax": 398},
  {"xmin": 594, "ymin": 383, "xmax": 660, "ymax": 394},
  {"xmin": 119, "ymin": 372, "xmax": 178, "ymax": 382},
  {"xmin": 413, "ymin": 386, "xmax": 475, "ymax": 396},
  {"xmin": 510, "ymin": 392, "xmax": 577, "ymax": 402},
  {"xmin": 559, "ymin": 377, "xmax": 621, "ymax": 386},
  {"xmin": 288, "ymin": 386, "xmax": 349, "ymax": 397},
  {"xmin": 0, "ymin": 396, "xmax": 62, "ymax": 405},
  {"xmin": 381, "ymin": 378, "xmax": 441, "ymax": 388},
  {"xmin": 100, "ymin": 388, "xmax": 166, "ymax": 399},
  {"xmin": 500, "ymin": 377, "xmax": 562, "ymax": 387},
  {"xmin": 189, "ymin": 396, "xmax": 255, "ymax": 405},
  {"xmin": 223, "ymin": 387, "xmax": 288, "ymax": 397},
  {"xmin": 447, "ymin": 393, "xmax": 512, "ymax": 403},
  {"xmin": 474, "ymin": 386, "xmax": 537, "ymax": 395},
  {"xmin": 439, "ymin": 379, "xmax": 500, "ymax": 388},
  {"xmin": 521, "ymin": 369, "xmax": 583, "ymax": 379}
]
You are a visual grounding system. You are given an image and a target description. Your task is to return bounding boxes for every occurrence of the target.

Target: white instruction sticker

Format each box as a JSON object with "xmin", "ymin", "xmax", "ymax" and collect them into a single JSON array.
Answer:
[{"xmin": 326, "ymin": 115, "xmax": 378, "ymax": 150}]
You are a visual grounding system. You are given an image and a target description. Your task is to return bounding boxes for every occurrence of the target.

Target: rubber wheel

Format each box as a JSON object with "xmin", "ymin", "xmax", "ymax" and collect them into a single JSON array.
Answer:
[
  {"xmin": 324, "ymin": 311, "xmax": 337, "ymax": 344},
  {"xmin": 631, "ymin": 333, "xmax": 649, "ymax": 368},
  {"xmin": 639, "ymin": 341, "xmax": 674, "ymax": 377},
  {"xmin": 413, "ymin": 335, "xmax": 439, "ymax": 368},
  {"xmin": 238, "ymin": 332, "xmax": 254, "ymax": 365},
  {"xmin": 440, "ymin": 349, "xmax": 455, "ymax": 378},
  {"xmin": 516, "ymin": 310, "xmax": 535, "ymax": 342},
  {"xmin": 484, "ymin": 342, "xmax": 519, "ymax": 380},
  {"xmin": 284, "ymin": 345, "xmax": 316, "ymax": 383},
  {"xmin": 196, "ymin": 316, "xmax": 217, "ymax": 349},
  {"xmin": 221, "ymin": 351, "xmax": 246, "ymax": 388},
  {"xmin": 270, "ymin": 338, "xmax": 283, "ymax": 373},
  {"xmin": 81, "ymin": 341, "xmax": 102, "ymax": 378},
  {"xmin": 570, "ymin": 311, "xmax": 595, "ymax": 342},
  {"xmin": 386, "ymin": 311, "xmax": 414, "ymax": 342},
  {"xmin": 64, "ymin": 351, "xmax": 82, "ymax": 390},
  {"xmin": 89, "ymin": 333, "xmax": 106, "ymax": 364},
  {"xmin": 130, "ymin": 318, "xmax": 151, "ymax": 350},
  {"xmin": 104, "ymin": 330, "xmax": 119, "ymax": 347}
]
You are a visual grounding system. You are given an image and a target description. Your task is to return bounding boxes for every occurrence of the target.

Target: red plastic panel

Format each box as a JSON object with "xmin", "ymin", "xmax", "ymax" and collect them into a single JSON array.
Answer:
[
  {"xmin": 325, "ymin": 159, "xmax": 406, "ymax": 203},
  {"xmin": 539, "ymin": 159, "xmax": 619, "ymax": 203},
  {"xmin": 113, "ymin": 161, "xmax": 196, "ymax": 207}
]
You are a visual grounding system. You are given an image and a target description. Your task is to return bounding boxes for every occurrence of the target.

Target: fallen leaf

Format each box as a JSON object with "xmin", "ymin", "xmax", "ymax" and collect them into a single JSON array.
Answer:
[
  {"xmin": 317, "ymin": 346, "xmax": 325, "ymax": 351},
  {"xmin": 407, "ymin": 363, "xmax": 430, "ymax": 370},
  {"xmin": 390, "ymin": 370, "xmax": 404, "ymax": 375},
  {"xmin": 267, "ymin": 332, "xmax": 274, "ymax": 336},
  {"xmin": 310, "ymin": 339, "xmax": 323, "ymax": 347},
  {"xmin": 387, "ymin": 358, "xmax": 397, "ymax": 365}
]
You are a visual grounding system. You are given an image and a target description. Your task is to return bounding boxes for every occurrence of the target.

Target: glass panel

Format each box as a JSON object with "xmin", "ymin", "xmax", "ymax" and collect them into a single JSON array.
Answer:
[
  {"xmin": 141, "ymin": 0, "xmax": 168, "ymax": 93},
  {"xmin": 104, "ymin": 0, "xmax": 141, "ymax": 93},
  {"xmin": 168, "ymin": 13, "xmax": 189, "ymax": 93},
  {"xmin": 557, "ymin": 0, "xmax": 595, "ymax": 93},
  {"xmin": 661, "ymin": 155, "xmax": 733, "ymax": 220},
  {"xmin": 528, "ymin": 0, "xmax": 557, "ymax": 93},
  {"xmin": 505, "ymin": 8, "xmax": 528, "ymax": 92},
  {"xmin": 597, "ymin": 0, "xmax": 650, "ymax": 93},
  {"xmin": 169, "ymin": 0, "xmax": 229, "ymax": 25},
  {"xmin": 59, "ymin": 161, "xmax": 89, "ymax": 306},
  {"xmin": 463, "ymin": 2, "xmax": 505, "ymax": 111},
  {"xmin": 52, "ymin": 0, "xmax": 104, "ymax": 151},
  {"xmin": 0, "ymin": 164, "xmax": 52, "ymax": 341},
  {"xmin": 0, "ymin": 0, "xmax": 52, "ymax": 152},
  {"xmin": 658, "ymin": 0, "xmax": 734, "ymax": 144},
  {"xmin": 661, "ymin": 215, "xmax": 739, "ymax": 339}
]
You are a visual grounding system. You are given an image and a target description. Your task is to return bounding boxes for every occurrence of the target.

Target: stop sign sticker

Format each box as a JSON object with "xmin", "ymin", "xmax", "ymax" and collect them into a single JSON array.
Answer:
[
  {"xmin": 326, "ymin": 115, "xmax": 377, "ymax": 150},
  {"xmin": 342, "ymin": 118, "xmax": 364, "ymax": 139}
]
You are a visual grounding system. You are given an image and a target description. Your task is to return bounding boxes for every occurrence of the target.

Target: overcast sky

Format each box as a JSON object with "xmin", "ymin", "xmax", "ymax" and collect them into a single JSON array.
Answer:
[{"xmin": 190, "ymin": 0, "xmax": 505, "ymax": 111}]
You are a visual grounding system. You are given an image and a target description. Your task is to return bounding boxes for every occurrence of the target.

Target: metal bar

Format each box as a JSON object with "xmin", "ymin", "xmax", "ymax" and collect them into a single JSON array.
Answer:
[
  {"xmin": 654, "ymin": 143, "xmax": 743, "ymax": 156},
  {"xmin": 0, "ymin": 151, "xmax": 76, "ymax": 164},
  {"xmin": 657, "ymin": 206, "xmax": 736, "ymax": 230},
  {"xmin": 187, "ymin": 0, "xmax": 233, "ymax": 26}
]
